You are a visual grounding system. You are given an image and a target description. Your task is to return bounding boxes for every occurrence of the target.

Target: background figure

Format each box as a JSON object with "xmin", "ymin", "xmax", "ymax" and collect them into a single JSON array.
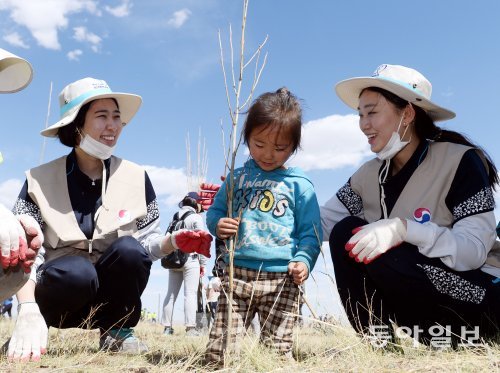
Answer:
[
  {"xmin": 1, "ymin": 297, "xmax": 13, "ymax": 318},
  {"xmin": 206, "ymin": 269, "xmax": 222, "ymax": 329},
  {"xmin": 162, "ymin": 193, "xmax": 208, "ymax": 336}
]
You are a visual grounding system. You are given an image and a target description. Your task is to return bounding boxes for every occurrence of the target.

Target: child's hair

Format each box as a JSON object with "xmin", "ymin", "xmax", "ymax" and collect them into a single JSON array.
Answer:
[{"xmin": 243, "ymin": 87, "xmax": 302, "ymax": 152}]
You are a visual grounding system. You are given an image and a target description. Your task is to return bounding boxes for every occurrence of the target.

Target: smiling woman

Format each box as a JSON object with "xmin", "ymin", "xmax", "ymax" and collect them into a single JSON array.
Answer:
[
  {"xmin": 321, "ymin": 64, "xmax": 500, "ymax": 347},
  {"xmin": 7, "ymin": 77, "xmax": 212, "ymax": 361}
]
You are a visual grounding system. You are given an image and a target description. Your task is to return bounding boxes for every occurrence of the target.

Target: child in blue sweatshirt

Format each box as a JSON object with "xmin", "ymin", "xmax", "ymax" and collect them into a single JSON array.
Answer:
[{"xmin": 205, "ymin": 87, "xmax": 322, "ymax": 363}]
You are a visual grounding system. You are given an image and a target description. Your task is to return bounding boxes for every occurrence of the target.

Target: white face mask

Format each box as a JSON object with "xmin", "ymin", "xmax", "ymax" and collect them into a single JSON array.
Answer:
[
  {"xmin": 376, "ymin": 114, "xmax": 410, "ymax": 161},
  {"xmin": 79, "ymin": 133, "xmax": 115, "ymax": 160}
]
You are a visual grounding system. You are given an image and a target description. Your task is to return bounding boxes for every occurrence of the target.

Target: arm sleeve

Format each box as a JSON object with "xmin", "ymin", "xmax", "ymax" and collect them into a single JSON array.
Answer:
[
  {"xmin": 135, "ymin": 172, "xmax": 165, "ymax": 261},
  {"xmin": 406, "ymin": 150, "xmax": 496, "ymax": 271},
  {"xmin": 292, "ymin": 185, "xmax": 322, "ymax": 274},
  {"xmin": 320, "ymin": 180, "xmax": 362, "ymax": 241},
  {"xmin": 12, "ymin": 180, "xmax": 46, "ymax": 283},
  {"xmin": 206, "ymin": 179, "xmax": 229, "ymax": 237}
]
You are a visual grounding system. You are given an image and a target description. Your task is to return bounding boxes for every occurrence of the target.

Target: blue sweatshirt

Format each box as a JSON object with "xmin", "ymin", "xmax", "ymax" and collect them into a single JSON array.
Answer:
[{"xmin": 206, "ymin": 159, "xmax": 322, "ymax": 273}]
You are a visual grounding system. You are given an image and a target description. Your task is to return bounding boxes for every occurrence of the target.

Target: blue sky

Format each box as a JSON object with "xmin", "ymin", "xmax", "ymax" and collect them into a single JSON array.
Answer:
[{"xmin": 1, "ymin": 0, "xmax": 499, "ymax": 323}]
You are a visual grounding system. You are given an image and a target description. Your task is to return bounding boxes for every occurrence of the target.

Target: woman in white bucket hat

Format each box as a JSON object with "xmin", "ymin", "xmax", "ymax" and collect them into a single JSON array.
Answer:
[
  {"xmin": 0, "ymin": 47, "xmax": 46, "ymax": 362},
  {"xmin": 7, "ymin": 77, "xmax": 212, "ymax": 360},
  {"xmin": 321, "ymin": 64, "xmax": 499, "ymax": 346}
]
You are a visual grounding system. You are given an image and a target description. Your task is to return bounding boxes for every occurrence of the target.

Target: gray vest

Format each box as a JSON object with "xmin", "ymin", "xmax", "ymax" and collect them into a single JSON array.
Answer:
[
  {"xmin": 350, "ymin": 142, "xmax": 499, "ymax": 271},
  {"xmin": 26, "ymin": 155, "xmax": 146, "ymax": 263}
]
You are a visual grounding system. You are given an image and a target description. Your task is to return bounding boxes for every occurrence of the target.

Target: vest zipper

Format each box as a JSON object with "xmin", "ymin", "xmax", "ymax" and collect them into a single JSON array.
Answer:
[{"xmin": 89, "ymin": 239, "xmax": 93, "ymax": 253}]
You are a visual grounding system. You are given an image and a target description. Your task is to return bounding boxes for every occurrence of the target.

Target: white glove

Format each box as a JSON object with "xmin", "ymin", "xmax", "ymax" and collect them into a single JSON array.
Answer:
[
  {"xmin": 0, "ymin": 204, "xmax": 27, "ymax": 269},
  {"xmin": 345, "ymin": 218, "xmax": 406, "ymax": 264},
  {"xmin": 8, "ymin": 302, "xmax": 48, "ymax": 362}
]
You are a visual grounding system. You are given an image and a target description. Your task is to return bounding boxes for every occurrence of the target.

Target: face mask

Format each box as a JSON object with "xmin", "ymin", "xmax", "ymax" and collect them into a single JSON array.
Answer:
[
  {"xmin": 79, "ymin": 133, "xmax": 115, "ymax": 160},
  {"xmin": 376, "ymin": 115, "xmax": 410, "ymax": 161}
]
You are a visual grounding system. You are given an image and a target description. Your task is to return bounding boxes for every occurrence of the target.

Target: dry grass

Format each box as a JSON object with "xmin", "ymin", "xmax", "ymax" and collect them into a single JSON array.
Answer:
[{"xmin": 0, "ymin": 318, "xmax": 498, "ymax": 372}]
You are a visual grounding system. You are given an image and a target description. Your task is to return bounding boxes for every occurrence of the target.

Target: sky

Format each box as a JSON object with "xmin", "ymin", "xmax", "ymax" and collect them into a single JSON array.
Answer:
[{"xmin": 1, "ymin": 0, "xmax": 500, "ymax": 325}]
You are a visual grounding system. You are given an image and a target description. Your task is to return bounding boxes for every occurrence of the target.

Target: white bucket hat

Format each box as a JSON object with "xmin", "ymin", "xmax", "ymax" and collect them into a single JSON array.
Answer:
[
  {"xmin": 0, "ymin": 48, "xmax": 33, "ymax": 93},
  {"xmin": 41, "ymin": 77, "xmax": 142, "ymax": 137},
  {"xmin": 335, "ymin": 64, "xmax": 455, "ymax": 122}
]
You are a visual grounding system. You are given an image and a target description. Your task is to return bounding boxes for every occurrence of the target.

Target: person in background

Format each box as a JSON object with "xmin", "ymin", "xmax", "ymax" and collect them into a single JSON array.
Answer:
[
  {"xmin": 206, "ymin": 268, "xmax": 221, "ymax": 329},
  {"xmin": 1, "ymin": 297, "xmax": 13, "ymax": 318},
  {"xmin": 8, "ymin": 77, "xmax": 211, "ymax": 360},
  {"xmin": 161, "ymin": 193, "xmax": 208, "ymax": 336},
  {"xmin": 0, "ymin": 48, "xmax": 45, "ymax": 362},
  {"xmin": 322, "ymin": 64, "xmax": 499, "ymax": 346},
  {"xmin": 205, "ymin": 87, "xmax": 322, "ymax": 364}
]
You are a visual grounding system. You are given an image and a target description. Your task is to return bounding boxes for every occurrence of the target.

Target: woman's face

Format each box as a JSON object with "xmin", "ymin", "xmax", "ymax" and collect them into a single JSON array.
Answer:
[
  {"xmin": 81, "ymin": 98, "xmax": 123, "ymax": 147},
  {"xmin": 358, "ymin": 90, "xmax": 404, "ymax": 154}
]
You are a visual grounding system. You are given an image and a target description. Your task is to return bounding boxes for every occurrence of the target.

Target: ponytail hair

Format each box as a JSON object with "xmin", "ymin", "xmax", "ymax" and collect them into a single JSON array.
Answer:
[
  {"xmin": 413, "ymin": 105, "xmax": 499, "ymax": 189},
  {"xmin": 364, "ymin": 87, "xmax": 499, "ymax": 190}
]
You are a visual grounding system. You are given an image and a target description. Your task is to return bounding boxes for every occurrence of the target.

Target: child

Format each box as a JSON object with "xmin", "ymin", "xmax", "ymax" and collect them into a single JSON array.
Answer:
[{"xmin": 205, "ymin": 87, "xmax": 322, "ymax": 363}]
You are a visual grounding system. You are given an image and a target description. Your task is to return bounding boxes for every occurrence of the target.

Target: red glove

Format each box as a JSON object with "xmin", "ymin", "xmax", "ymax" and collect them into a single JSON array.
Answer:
[
  {"xmin": 171, "ymin": 229, "xmax": 212, "ymax": 258},
  {"xmin": 199, "ymin": 182, "xmax": 221, "ymax": 210},
  {"xmin": 199, "ymin": 176, "xmax": 225, "ymax": 210},
  {"xmin": 17, "ymin": 214, "xmax": 44, "ymax": 273}
]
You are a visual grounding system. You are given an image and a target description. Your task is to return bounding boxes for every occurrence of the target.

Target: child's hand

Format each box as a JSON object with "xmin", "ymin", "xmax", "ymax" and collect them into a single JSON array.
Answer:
[
  {"xmin": 216, "ymin": 217, "xmax": 239, "ymax": 239},
  {"xmin": 288, "ymin": 261, "xmax": 308, "ymax": 285}
]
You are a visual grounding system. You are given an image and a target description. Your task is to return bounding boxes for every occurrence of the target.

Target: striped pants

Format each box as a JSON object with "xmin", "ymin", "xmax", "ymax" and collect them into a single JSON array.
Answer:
[{"xmin": 205, "ymin": 266, "xmax": 299, "ymax": 363}]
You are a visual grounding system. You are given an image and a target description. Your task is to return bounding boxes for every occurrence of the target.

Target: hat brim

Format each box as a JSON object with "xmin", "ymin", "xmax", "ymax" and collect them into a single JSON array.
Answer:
[
  {"xmin": 335, "ymin": 77, "xmax": 455, "ymax": 122},
  {"xmin": 41, "ymin": 92, "xmax": 142, "ymax": 137},
  {"xmin": 0, "ymin": 48, "xmax": 33, "ymax": 93}
]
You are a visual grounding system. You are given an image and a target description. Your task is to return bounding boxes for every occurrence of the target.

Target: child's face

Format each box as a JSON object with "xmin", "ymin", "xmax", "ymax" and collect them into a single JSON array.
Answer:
[{"xmin": 248, "ymin": 125, "xmax": 293, "ymax": 171}]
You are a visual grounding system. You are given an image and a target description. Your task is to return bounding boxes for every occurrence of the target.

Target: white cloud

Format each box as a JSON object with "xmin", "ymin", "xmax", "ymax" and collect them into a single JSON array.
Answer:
[
  {"xmin": 0, "ymin": 178, "xmax": 23, "ymax": 209},
  {"xmin": 3, "ymin": 32, "xmax": 29, "ymax": 48},
  {"xmin": 67, "ymin": 48, "xmax": 82, "ymax": 60},
  {"xmin": 73, "ymin": 26, "xmax": 101, "ymax": 52},
  {"xmin": 0, "ymin": 0, "xmax": 100, "ymax": 50},
  {"xmin": 167, "ymin": 8, "xmax": 191, "ymax": 29},
  {"xmin": 105, "ymin": 0, "xmax": 131, "ymax": 18},
  {"xmin": 289, "ymin": 114, "xmax": 371, "ymax": 171},
  {"xmin": 142, "ymin": 165, "xmax": 188, "ymax": 208}
]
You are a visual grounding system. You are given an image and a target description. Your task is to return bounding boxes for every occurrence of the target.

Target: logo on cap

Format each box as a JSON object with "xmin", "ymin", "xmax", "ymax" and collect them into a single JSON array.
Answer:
[
  {"xmin": 413, "ymin": 207, "xmax": 431, "ymax": 224},
  {"xmin": 372, "ymin": 64, "xmax": 388, "ymax": 77}
]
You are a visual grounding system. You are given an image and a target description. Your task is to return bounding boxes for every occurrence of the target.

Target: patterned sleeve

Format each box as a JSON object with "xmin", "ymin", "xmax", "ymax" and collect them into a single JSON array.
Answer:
[
  {"xmin": 12, "ymin": 180, "xmax": 44, "ymax": 229},
  {"xmin": 136, "ymin": 172, "xmax": 159, "ymax": 230},
  {"xmin": 445, "ymin": 149, "xmax": 495, "ymax": 223},
  {"xmin": 135, "ymin": 171, "xmax": 164, "ymax": 261},
  {"xmin": 12, "ymin": 180, "xmax": 46, "ymax": 283},
  {"xmin": 320, "ymin": 179, "xmax": 363, "ymax": 241},
  {"xmin": 336, "ymin": 180, "xmax": 363, "ymax": 216}
]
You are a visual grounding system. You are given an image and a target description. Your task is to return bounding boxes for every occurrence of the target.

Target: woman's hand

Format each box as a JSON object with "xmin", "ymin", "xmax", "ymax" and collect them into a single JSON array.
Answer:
[
  {"xmin": 345, "ymin": 218, "xmax": 407, "ymax": 264},
  {"xmin": 0, "ymin": 205, "xmax": 27, "ymax": 269},
  {"xmin": 216, "ymin": 217, "xmax": 239, "ymax": 240},
  {"xmin": 162, "ymin": 229, "xmax": 213, "ymax": 258}
]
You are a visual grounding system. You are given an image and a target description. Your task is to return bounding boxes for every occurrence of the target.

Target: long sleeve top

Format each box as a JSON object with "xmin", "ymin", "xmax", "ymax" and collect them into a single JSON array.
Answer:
[{"xmin": 207, "ymin": 159, "xmax": 322, "ymax": 273}]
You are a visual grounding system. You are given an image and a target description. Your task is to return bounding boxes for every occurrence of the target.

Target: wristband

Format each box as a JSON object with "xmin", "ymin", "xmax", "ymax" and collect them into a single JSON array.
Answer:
[{"xmin": 17, "ymin": 301, "xmax": 37, "ymax": 313}]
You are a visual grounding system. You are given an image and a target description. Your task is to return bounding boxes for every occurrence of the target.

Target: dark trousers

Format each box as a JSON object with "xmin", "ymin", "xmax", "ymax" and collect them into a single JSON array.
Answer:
[
  {"xmin": 35, "ymin": 236, "xmax": 152, "ymax": 332},
  {"xmin": 330, "ymin": 216, "xmax": 500, "ymax": 343}
]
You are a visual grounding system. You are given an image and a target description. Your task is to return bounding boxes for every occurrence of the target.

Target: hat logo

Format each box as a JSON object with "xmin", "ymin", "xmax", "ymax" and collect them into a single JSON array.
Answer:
[
  {"xmin": 372, "ymin": 64, "xmax": 387, "ymax": 77},
  {"xmin": 413, "ymin": 207, "xmax": 431, "ymax": 224}
]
